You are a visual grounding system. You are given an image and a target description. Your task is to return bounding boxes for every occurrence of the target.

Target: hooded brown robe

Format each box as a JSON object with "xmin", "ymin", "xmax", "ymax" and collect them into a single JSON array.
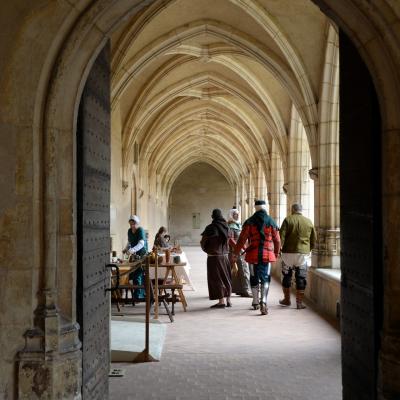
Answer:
[{"xmin": 201, "ymin": 213, "xmax": 232, "ymax": 300}]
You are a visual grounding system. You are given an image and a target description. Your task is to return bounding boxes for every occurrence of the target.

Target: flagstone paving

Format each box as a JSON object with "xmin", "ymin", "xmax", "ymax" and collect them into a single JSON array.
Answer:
[{"xmin": 110, "ymin": 247, "xmax": 341, "ymax": 400}]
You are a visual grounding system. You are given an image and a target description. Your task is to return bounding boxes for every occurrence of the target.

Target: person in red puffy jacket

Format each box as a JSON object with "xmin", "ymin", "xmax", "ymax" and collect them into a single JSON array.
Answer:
[{"xmin": 234, "ymin": 200, "xmax": 280, "ymax": 315}]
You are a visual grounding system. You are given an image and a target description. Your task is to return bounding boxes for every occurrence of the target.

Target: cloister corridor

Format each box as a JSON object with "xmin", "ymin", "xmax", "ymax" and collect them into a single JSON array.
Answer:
[
  {"xmin": 110, "ymin": 247, "xmax": 341, "ymax": 400},
  {"xmin": 2, "ymin": 0, "xmax": 400, "ymax": 399}
]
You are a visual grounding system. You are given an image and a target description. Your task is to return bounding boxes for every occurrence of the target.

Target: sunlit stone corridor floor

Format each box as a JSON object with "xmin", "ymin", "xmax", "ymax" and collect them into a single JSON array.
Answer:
[{"xmin": 109, "ymin": 247, "xmax": 341, "ymax": 400}]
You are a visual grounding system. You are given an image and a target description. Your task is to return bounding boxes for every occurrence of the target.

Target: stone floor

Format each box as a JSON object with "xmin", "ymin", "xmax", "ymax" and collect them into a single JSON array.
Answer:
[{"xmin": 109, "ymin": 247, "xmax": 342, "ymax": 400}]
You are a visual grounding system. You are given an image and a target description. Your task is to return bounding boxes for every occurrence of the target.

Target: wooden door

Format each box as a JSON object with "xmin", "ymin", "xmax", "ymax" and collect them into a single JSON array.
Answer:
[
  {"xmin": 339, "ymin": 31, "xmax": 383, "ymax": 400},
  {"xmin": 77, "ymin": 43, "xmax": 111, "ymax": 400}
]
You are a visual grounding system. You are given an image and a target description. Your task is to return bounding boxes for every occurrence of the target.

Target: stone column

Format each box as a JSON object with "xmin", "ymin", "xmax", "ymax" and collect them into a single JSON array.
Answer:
[
  {"xmin": 269, "ymin": 141, "xmax": 287, "ymax": 226},
  {"xmin": 18, "ymin": 113, "xmax": 82, "ymax": 400},
  {"xmin": 234, "ymin": 183, "xmax": 240, "ymax": 210},
  {"xmin": 287, "ymin": 105, "xmax": 313, "ymax": 220},
  {"xmin": 247, "ymin": 170, "xmax": 255, "ymax": 217},
  {"xmin": 313, "ymin": 25, "xmax": 340, "ymax": 269},
  {"xmin": 239, "ymin": 176, "xmax": 247, "ymax": 221},
  {"xmin": 254, "ymin": 160, "xmax": 266, "ymax": 201}
]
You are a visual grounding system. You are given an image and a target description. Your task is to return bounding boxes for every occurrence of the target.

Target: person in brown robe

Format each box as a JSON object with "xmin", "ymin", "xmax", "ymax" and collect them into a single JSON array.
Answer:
[{"xmin": 200, "ymin": 209, "xmax": 232, "ymax": 308}]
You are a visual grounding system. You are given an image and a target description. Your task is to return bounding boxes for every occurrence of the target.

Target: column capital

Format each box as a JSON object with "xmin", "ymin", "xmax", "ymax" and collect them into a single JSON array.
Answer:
[
  {"xmin": 309, "ymin": 167, "xmax": 319, "ymax": 181},
  {"xmin": 315, "ymin": 228, "xmax": 340, "ymax": 255},
  {"xmin": 312, "ymin": 228, "xmax": 341, "ymax": 268}
]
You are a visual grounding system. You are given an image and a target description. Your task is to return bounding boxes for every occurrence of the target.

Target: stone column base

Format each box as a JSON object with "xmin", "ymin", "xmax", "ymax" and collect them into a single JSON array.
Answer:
[
  {"xmin": 18, "ymin": 351, "xmax": 82, "ymax": 400},
  {"xmin": 17, "ymin": 322, "xmax": 82, "ymax": 399}
]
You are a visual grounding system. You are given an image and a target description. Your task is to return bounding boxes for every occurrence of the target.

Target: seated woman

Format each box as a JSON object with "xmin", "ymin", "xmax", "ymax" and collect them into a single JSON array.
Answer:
[
  {"xmin": 164, "ymin": 234, "xmax": 171, "ymax": 244},
  {"xmin": 153, "ymin": 226, "xmax": 171, "ymax": 250}
]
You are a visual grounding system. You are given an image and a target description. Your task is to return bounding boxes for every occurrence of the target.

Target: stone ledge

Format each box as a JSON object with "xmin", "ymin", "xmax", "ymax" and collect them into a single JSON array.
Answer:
[
  {"xmin": 307, "ymin": 268, "xmax": 341, "ymax": 320},
  {"xmin": 312, "ymin": 267, "xmax": 341, "ymax": 283}
]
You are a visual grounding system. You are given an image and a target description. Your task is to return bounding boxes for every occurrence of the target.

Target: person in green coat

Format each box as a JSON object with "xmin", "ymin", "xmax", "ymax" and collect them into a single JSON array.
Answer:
[{"xmin": 279, "ymin": 203, "xmax": 316, "ymax": 309}]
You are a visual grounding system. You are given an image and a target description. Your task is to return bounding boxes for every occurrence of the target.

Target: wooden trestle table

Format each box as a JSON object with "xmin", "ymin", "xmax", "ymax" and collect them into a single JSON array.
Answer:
[{"xmin": 111, "ymin": 259, "xmax": 188, "ymax": 316}]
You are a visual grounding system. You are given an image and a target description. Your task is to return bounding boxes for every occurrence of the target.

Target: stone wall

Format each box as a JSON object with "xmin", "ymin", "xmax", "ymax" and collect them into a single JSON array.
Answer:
[
  {"xmin": 110, "ymin": 106, "xmax": 134, "ymax": 257},
  {"xmin": 169, "ymin": 163, "xmax": 235, "ymax": 245},
  {"xmin": 0, "ymin": 3, "xmax": 70, "ymax": 397}
]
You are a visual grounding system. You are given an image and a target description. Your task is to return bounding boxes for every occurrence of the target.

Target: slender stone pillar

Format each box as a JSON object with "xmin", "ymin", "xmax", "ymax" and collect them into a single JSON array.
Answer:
[
  {"xmin": 239, "ymin": 177, "xmax": 247, "ymax": 221},
  {"xmin": 234, "ymin": 183, "xmax": 240, "ymax": 210},
  {"xmin": 313, "ymin": 25, "xmax": 340, "ymax": 268},
  {"xmin": 287, "ymin": 105, "xmax": 313, "ymax": 220},
  {"xmin": 247, "ymin": 171, "xmax": 255, "ymax": 217},
  {"xmin": 254, "ymin": 160, "xmax": 267, "ymax": 202},
  {"xmin": 269, "ymin": 141, "xmax": 287, "ymax": 226}
]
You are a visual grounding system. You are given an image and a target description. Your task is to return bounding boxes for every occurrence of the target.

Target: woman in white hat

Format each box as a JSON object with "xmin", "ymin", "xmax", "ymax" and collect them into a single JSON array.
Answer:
[
  {"xmin": 122, "ymin": 215, "xmax": 147, "ymax": 301},
  {"xmin": 227, "ymin": 207, "xmax": 252, "ymax": 298},
  {"xmin": 123, "ymin": 215, "xmax": 147, "ymax": 257}
]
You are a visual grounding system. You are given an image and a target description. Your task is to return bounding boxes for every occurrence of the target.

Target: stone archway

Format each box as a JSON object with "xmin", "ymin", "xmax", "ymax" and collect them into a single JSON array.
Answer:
[{"xmin": 14, "ymin": 1, "xmax": 400, "ymax": 398}]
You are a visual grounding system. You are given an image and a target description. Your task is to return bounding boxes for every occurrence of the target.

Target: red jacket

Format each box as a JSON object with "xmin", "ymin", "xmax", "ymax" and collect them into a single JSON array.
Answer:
[{"xmin": 234, "ymin": 211, "xmax": 280, "ymax": 264}]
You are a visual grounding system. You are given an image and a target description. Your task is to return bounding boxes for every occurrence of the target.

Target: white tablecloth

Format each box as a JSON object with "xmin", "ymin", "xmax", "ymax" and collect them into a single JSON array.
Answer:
[{"xmin": 148, "ymin": 251, "xmax": 195, "ymax": 291}]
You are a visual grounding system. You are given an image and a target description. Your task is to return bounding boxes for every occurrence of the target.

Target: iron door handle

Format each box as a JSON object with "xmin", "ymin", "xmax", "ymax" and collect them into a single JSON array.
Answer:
[{"xmin": 105, "ymin": 263, "xmax": 120, "ymax": 292}]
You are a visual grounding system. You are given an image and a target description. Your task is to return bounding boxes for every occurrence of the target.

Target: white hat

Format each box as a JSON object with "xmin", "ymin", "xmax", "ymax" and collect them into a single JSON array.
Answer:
[
  {"xmin": 228, "ymin": 208, "xmax": 240, "ymax": 221},
  {"xmin": 128, "ymin": 215, "xmax": 140, "ymax": 224}
]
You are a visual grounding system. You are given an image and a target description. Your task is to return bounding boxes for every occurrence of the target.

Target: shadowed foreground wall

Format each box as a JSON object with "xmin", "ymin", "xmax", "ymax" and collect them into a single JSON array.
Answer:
[{"xmin": 168, "ymin": 163, "xmax": 234, "ymax": 245}]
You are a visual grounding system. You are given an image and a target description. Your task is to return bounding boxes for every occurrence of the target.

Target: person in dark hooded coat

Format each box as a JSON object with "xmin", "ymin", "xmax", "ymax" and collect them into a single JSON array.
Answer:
[{"xmin": 200, "ymin": 209, "xmax": 232, "ymax": 308}]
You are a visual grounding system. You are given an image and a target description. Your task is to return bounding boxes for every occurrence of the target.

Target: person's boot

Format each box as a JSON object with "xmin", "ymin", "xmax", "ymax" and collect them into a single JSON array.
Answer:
[
  {"xmin": 279, "ymin": 287, "xmax": 291, "ymax": 306},
  {"xmin": 251, "ymin": 286, "xmax": 259, "ymax": 310},
  {"xmin": 260, "ymin": 281, "xmax": 270, "ymax": 315},
  {"xmin": 296, "ymin": 289, "xmax": 306, "ymax": 309},
  {"xmin": 260, "ymin": 302, "xmax": 268, "ymax": 315}
]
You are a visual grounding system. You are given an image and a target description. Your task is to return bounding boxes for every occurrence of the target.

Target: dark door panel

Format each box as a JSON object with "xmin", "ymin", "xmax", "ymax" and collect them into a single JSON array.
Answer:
[
  {"xmin": 77, "ymin": 43, "xmax": 111, "ymax": 400},
  {"xmin": 339, "ymin": 31, "xmax": 383, "ymax": 400}
]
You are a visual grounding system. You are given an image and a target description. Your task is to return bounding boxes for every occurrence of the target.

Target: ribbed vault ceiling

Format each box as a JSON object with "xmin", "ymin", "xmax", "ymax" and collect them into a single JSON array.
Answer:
[{"xmin": 111, "ymin": 0, "xmax": 330, "ymax": 198}]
